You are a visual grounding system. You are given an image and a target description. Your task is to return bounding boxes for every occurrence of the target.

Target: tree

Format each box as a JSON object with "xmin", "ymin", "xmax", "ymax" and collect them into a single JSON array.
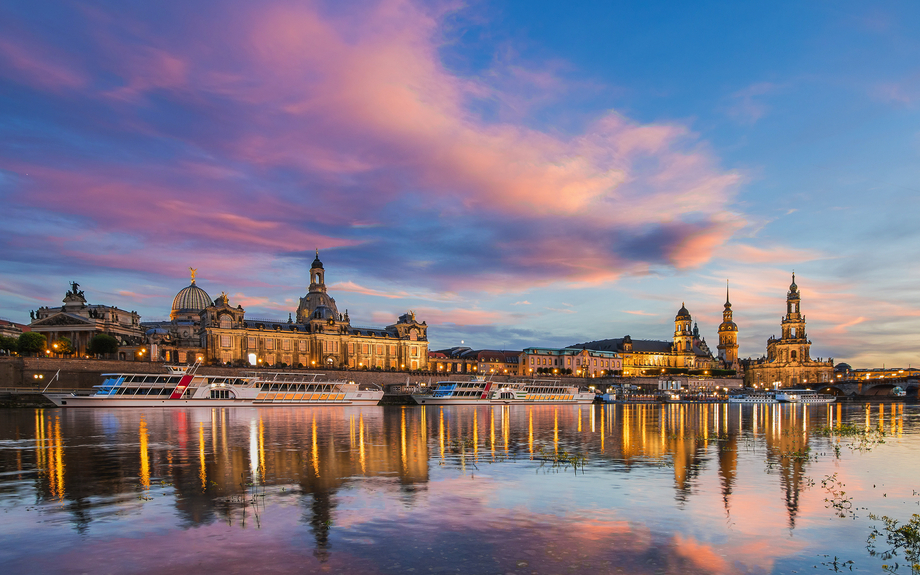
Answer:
[
  {"xmin": 18, "ymin": 332, "xmax": 47, "ymax": 356},
  {"xmin": 54, "ymin": 336, "xmax": 74, "ymax": 356},
  {"xmin": 0, "ymin": 335, "xmax": 18, "ymax": 355},
  {"xmin": 88, "ymin": 333, "xmax": 119, "ymax": 357}
]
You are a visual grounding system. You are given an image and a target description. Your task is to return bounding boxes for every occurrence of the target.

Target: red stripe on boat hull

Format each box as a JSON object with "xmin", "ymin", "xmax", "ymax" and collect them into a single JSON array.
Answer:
[{"xmin": 169, "ymin": 374, "xmax": 194, "ymax": 399}]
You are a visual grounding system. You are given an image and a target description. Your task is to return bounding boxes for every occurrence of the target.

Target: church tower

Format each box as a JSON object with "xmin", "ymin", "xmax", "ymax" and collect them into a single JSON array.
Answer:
[
  {"xmin": 296, "ymin": 250, "xmax": 341, "ymax": 323},
  {"xmin": 674, "ymin": 303, "xmax": 693, "ymax": 361},
  {"xmin": 717, "ymin": 280, "xmax": 739, "ymax": 367},
  {"xmin": 774, "ymin": 272, "xmax": 810, "ymax": 363}
]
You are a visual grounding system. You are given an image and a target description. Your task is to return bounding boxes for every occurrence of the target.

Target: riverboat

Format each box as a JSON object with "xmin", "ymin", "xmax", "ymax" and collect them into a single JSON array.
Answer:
[
  {"xmin": 43, "ymin": 363, "xmax": 384, "ymax": 407},
  {"xmin": 775, "ymin": 389, "xmax": 836, "ymax": 404},
  {"xmin": 727, "ymin": 391, "xmax": 777, "ymax": 404},
  {"xmin": 411, "ymin": 376, "xmax": 596, "ymax": 405}
]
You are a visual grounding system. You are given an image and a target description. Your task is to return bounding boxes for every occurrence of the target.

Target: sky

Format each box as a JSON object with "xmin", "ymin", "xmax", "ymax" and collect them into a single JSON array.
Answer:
[{"xmin": 1, "ymin": 0, "xmax": 919, "ymax": 368}]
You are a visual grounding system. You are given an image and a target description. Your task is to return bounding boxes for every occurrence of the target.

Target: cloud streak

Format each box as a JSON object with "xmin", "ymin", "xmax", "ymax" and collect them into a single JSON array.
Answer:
[{"xmin": 0, "ymin": 0, "xmax": 743, "ymax": 298}]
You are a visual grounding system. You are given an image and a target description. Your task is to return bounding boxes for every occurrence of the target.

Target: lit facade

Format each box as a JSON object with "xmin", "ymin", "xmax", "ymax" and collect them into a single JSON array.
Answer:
[
  {"xmin": 147, "ymin": 253, "xmax": 429, "ymax": 369},
  {"xmin": 570, "ymin": 303, "xmax": 720, "ymax": 376},
  {"xmin": 29, "ymin": 282, "xmax": 145, "ymax": 358},
  {"xmin": 522, "ymin": 347, "xmax": 621, "ymax": 376},
  {"xmin": 744, "ymin": 274, "xmax": 834, "ymax": 387}
]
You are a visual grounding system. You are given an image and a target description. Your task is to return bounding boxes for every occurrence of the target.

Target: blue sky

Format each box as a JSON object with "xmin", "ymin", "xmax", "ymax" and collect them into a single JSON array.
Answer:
[{"xmin": 1, "ymin": 0, "xmax": 918, "ymax": 367}]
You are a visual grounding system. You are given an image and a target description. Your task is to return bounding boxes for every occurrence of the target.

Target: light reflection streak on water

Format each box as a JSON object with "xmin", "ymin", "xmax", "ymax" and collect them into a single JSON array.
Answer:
[
  {"xmin": 400, "ymin": 408, "xmax": 407, "ymax": 475},
  {"xmin": 438, "ymin": 409, "xmax": 444, "ymax": 461},
  {"xmin": 590, "ymin": 405, "xmax": 595, "ymax": 433},
  {"xmin": 503, "ymin": 406, "xmax": 510, "ymax": 453},
  {"xmin": 312, "ymin": 415, "xmax": 319, "ymax": 477},
  {"xmin": 34, "ymin": 410, "xmax": 45, "ymax": 473},
  {"xmin": 198, "ymin": 422, "xmax": 206, "ymax": 490},
  {"xmin": 528, "ymin": 409, "xmax": 533, "ymax": 455},
  {"xmin": 140, "ymin": 418, "xmax": 150, "ymax": 490},
  {"xmin": 473, "ymin": 409, "xmax": 478, "ymax": 460},
  {"xmin": 249, "ymin": 418, "xmax": 259, "ymax": 484},
  {"xmin": 600, "ymin": 405, "xmax": 605, "ymax": 452},
  {"xmin": 359, "ymin": 412, "xmax": 366, "ymax": 474},
  {"xmin": 577, "ymin": 407, "xmax": 582, "ymax": 433},
  {"xmin": 259, "ymin": 417, "xmax": 265, "ymax": 478},
  {"xmin": 489, "ymin": 408, "xmax": 495, "ymax": 457}
]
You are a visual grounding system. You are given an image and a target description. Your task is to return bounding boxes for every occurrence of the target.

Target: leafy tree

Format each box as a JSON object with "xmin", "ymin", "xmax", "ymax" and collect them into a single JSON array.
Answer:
[
  {"xmin": 87, "ymin": 333, "xmax": 119, "ymax": 356},
  {"xmin": 54, "ymin": 336, "xmax": 74, "ymax": 356},
  {"xmin": 0, "ymin": 335, "xmax": 18, "ymax": 355},
  {"xmin": 18, "ymin": 332, "xmax": 47, "ymax": 356}
]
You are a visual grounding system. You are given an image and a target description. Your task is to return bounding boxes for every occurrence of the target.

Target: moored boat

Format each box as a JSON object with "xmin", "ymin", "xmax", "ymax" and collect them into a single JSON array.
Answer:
[
  {"xmin": 727, "ymin": 390, "xmax": 777, "ymax": 404},
  {"xmin": 775, "ymin": 389, "xmax": 836, "ymax": 404},
  {"xmin": 411, "ymin": 376, "xmax": 595, "ymax": 405},
  {"xmin": 44, "ymin": 363, "xmax": 383, "ymax": 407}
]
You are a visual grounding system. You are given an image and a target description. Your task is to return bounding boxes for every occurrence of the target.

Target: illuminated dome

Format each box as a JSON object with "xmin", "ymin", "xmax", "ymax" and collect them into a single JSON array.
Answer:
[
  {"xmin": 171, "ymin": 281, "xmax": 212, "ymax": 320},
  {"xmin": 675, "ymin": 303, "xmax": 691, "ymax": 321}
]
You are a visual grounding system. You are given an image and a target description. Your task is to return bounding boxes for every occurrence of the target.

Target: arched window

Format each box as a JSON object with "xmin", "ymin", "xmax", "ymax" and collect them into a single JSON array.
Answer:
[
  {"xmin": 791, "ymin": 350, "xmax": 797, "ymax": 360},
  {"xmin": 219, "ymin": 316, "xmax": 231, "ymax": 329}
]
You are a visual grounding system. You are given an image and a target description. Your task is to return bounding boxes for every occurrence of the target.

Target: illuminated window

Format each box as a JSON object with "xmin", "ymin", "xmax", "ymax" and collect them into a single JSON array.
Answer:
[
  {"xmin": 247, "ymin": 337, "xmax": 256, "ymax": 348},
  {"xmin": 220, "ymin": 335, "xmax": 231, "ymax": 348},
  {"xmin": 283, "ymin": 339, "xmax": 291, "ymax": 351},
  {"xmin": 265, "ymin": 339, "xmax": 274, "ymax": 350}
]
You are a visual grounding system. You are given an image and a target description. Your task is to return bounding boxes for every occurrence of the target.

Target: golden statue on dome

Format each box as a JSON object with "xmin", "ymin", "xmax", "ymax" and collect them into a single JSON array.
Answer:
[{"xmin": 189, "ymin": 267, "xmax": 198, "ymax": 284}]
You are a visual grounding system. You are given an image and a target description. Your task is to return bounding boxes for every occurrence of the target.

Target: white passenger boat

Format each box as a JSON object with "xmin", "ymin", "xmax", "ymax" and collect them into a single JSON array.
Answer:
[
  {"xmin": 775, "ymin": 389, "xmax": 836, "ymax": 404},
  {"xmin": 727, "ymin": 391, "xmax": 777, "ymax": 404},
  {"xmin": 44, "ymin": 363, "xmax": 384, "ymax": 407},
  {"xmin": 411, "ymin": 376, "xmax": 596, "ymax": 405}
]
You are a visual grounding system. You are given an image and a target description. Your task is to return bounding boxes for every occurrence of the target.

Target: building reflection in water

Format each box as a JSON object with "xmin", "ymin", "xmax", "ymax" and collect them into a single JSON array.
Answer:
[{"xmin": 2, "ymin": 401, "xmax": 911, "ymax": 565}]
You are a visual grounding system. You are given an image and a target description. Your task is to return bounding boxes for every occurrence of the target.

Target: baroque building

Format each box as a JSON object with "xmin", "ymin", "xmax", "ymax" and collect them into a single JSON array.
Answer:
[
  {"xmin": 29, "ymin": 282, "xmax": 145, "ymax": 357},
  {"xmin": 147, "ymin": 253, "xmax": 429, "ymax": 370},
  {"xmin": 569, "ymin": 302, "xmax": 722, "ymax": 376},
  {"xmin": 717, "ymin": 281, "xmax": 740, "ymax": 370},
  {"xmin": 744, "ymin": 274, "xmax": 834, "ymax": 387}
]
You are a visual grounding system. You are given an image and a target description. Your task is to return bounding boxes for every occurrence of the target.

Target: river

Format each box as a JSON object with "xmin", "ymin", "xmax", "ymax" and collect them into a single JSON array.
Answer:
[{"xmin": 0, "ymin": 403, "xmax": 917, "ymax": 574}]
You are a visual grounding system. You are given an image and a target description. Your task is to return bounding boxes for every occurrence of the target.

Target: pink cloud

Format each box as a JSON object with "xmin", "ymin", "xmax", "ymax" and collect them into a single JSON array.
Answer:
[{"xmin": 1, "ymin": 0, "xmax": 744, "ymax": 295}]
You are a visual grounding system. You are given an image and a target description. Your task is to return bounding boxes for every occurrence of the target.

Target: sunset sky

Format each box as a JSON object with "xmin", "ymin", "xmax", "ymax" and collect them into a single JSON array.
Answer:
[{"xmin": 1, "ymin": 0, "xmax": 918, "ymax": 367}]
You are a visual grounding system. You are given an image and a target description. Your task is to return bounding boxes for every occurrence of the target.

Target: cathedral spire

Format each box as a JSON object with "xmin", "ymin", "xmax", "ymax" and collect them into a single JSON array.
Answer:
[{"xmin": 726, "ymin": 279, "xmax": 730, "ymax": 305}]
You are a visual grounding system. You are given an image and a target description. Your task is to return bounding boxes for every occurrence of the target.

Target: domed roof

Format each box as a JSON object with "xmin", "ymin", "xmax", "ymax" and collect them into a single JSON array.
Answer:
[
  {"xmin": 675, "ymin": 302, "xmax": 691, "ymax": 320},
  {"xmin": 172, "ymin": 282, "xmax": 212, "ymax": 313},
  {"xmin": 311, "ymin": 249, "xmax": 323, "ymax": 269},
  {"xmin": 788, "ymin": 272, "xmax": 798, "ymax": 294}
]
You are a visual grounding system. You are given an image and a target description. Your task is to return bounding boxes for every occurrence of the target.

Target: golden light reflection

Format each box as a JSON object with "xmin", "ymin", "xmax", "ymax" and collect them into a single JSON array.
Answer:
[
  {"xmin": 198, "ymin": 422, "xmax": 206, "ymax": 490},
  {"xmin": 139, "ymin": 418, "xmax": 150, "ymax": 490},
  {"xmin": 591, "ymin": 405, "xmax": 595, "ymax": 433},
  {"xmin": 473, "ymin": 409, "xmax": 478, "ymax": 459},
  {"xmin": 528, "ymin": 409, "xmax": 533, "ymax": 455},
  {"xmin": 311, "ymin": 415, "xmax": 320, "ymax": 477},
  {"xmin": 490, "ymin": 408, "xmax": 495, "ymax": 456},
  {"xmin": 51, "ymin": 417, "xmax": 64, "ymax": 502},
  {"xmin": 35, "ymin": 410, "xmax": 45, "ymax": 471},
  {"xmin": 439, "ymin": 408, "xmax": 445, "ymax": 461},
  {"xmin": 359, "ymin": 412, "xmax": 366, "ymax": 474},
  {"xmin": 577, "ymin": 407, "xmax": 582, "ymax": 433},
  {"xmin": 400, "ymin": 408, "xmax": 407, "ymax": 474},
  {"xmin": 553, "ymin": 408, "xmax": 559, "ymax": 455},
  {"xmin": 258, "ymin": 417, "xmax": 265, "ymax": 479}
]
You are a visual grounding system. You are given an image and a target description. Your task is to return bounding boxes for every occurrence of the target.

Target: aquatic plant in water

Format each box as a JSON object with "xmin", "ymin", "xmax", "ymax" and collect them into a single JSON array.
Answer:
[{"xmin": 867, "ymin": 513, "xmax": 920, "ymax": 574}]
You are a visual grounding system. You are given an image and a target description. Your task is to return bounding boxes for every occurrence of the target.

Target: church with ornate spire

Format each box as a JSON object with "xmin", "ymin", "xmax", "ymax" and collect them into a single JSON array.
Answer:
[
  {"xmin": 144, "ymin": 252, "xmax": 429, "ymax": 370},
  {"xmin": 744, "ymin": 274, "xmax": 834, "ymax": 388},
  {"xmin": 717, "ymin": 281, "xmax": 739, "ymax": 370}
]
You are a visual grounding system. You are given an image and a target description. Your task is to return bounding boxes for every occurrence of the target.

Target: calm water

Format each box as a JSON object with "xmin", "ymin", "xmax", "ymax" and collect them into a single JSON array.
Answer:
[{"xmin": 1, "ymin": 403, "xmax": 918, "ymax": 574}]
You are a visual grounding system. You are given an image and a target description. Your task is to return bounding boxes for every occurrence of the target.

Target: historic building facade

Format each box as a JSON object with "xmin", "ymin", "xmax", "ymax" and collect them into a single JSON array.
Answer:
[
  {"xmin": 521, "ymin": 347, "xmax": 621, "ymax": 377},
  {"xmin": 717, "ymin": 282, "xmax": 740, "ymax": 370},
  {"xmin": 148, "ymin": 253, "xmax": 430, "ymax": 370},
  {"xmin": 744, "ymin": 274, "xmax": 834, "ymax": 388},
  {"xmin": 29, "ymin": 282, "xmax": 145, "ymax": 357},
  {"xmin": 569, "ymin": 302, "xmax": 722, "ymax": 376},
  {"xmin": 429, "ymin": 347, "xmax": 523, "ymax": 375}
]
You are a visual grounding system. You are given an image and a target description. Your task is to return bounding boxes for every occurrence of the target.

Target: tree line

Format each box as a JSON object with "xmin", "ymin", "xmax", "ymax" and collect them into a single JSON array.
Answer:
[{"xmin": 0, "ymin": 333, "xmax": 120, "ymax": 357}]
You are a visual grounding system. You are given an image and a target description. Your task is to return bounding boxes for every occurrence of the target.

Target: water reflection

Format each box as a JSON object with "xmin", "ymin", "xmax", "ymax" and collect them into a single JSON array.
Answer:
[{"xmin": 0, "ymin": 403, "xmax": 915, "ymax": 574}]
